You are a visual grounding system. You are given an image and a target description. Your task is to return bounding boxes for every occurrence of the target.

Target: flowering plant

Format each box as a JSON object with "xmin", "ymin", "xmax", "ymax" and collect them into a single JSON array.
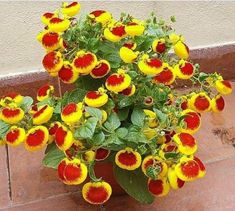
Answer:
[{"xmin": 0, "ymin": 1, "xmax": 233, "ymax": 205}]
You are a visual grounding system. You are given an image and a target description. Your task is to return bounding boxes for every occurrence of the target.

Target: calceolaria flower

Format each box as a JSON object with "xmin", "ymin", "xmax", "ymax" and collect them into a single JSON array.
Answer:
[
  {"xmin": 143, "ymin": 109, "xmax": 158, "ymax": 128},
  {"xmin": 1, "ymin": 92, "xmax": 23, "ymax": 107},
  {"xmin": 82, "ymin": 181, "xmax": 112, "ymax": 205},
  {"xmin": 73, "ymin": 51, "xmax": 97, "ymax": 75},
  {"xmin": 41, "ymin": 12, "xmax": 57, "ymax": 25},
  {"xmin": 211, "ymin": 95, "xmax": 225, "ymax": 112},
  {"xmin": 84, "ymin": 88, "xmax": 108, "ymax": 108},
  {"xmin": 152, "ymin": 63, "xmax": 176, "ymax": 85},
  {"xmin": 167, "ymin": 167, "xmax": 185, "ymax": 190},
  {"xmin": 179, "ymin": 109, "xmax": 201, "ymax": 134},
  {"xmin": 0, "ymin": 107, "xmax": 24, "ymax": 124},
  {"xmin": 58, "ymin": 158, "xmax": 88, "ymax": 185},
  {"xmin": 55, "ymin": 125, "xmax": 74, "ymax": 151},
  {"xmin": 90, "ymin": 60, "xmax": 110, "ymax": 78},
  {"xmin": 193, "ymin": 156, "xmax": 206, "ymax": 178},
  {"xmin": 174, "ymin": 59, "xmax": 194, "ymax": 79},
  {"xmin": 48, "ymin": 121, "xmax": 62, "ymax": 143},
  {"xmin": 115, "ymin": 147, "xmax": 142, "ymax": 170},
  {"xmin": 33, "ymin": 105, "xmax": 54, "ymax": 125},
  {"xmin": 58, "ymin": 61, "xmax": 79, "ymax": 84},
  {"xmin": 95, "ymin": 148, "xmax": 110, "ymax": 161},
  {"xmin": 25, "ymin": 126, "xmax": 49, "ymax": 151},
  {"xmin": 121, "ymin": 84, "xmax": 136, "ymax": 96},
  {"xmin": 61, "ymin": 2, "xmax": 81, "ymax": 17},
  {"xmin": 215, "ymin": 80, "xmax": 232, "ymax": 95},
  {"xmin": 42, "ymin": 51, "xmax": 63, "ymax": 76},
  {"xmin": 89, "ymin": 10, "xmax": 112, "ymax": 25},
  {"xmin": 61, "ymin": 102, "xmax": 83, "ymax": 125},
  {"xmin": 5, "ymin": 126, "xmax": 25, "ymax": 147},
  {"xmin": 48, "ymin": 17, "xmax": 70, "ymax": 33},
  {"xmin": 189, "ymin": 92, "xmax": 211, "ymax": 113},
  {"xmin": 152, "ymin": 38, "xmax": 166, "ymax": 54},
  {"xmin": 175, "ymin": 157, "xmax": 200, "ymax": 181},
  {"xmin": 173, "ymin": 132, "xmax": 197, "ymax": 155},
  {"xmin": 173, "ymin": 41, "xmax": 189, "ymax": 59},
  {"xmin": 138, "ymin": 54, "xmax": 163, "ymax": 75},
  {"xmin": 125, "ymin": 20, "xmax": 145, "ymax": 36},
  {"xmin": 148, "ymin": 178, "xmax": 170, "ymax": 197},
  {"xmin": 119, "ymin": 46, "xmax": 139, "ymax": 63},
  {"xmin": 37, "ymin": 84, "xmax": 54, "ymax": 102},
  {"xmin": 41, "ymin": 32, "xmax": 61, "ymax": 51},
  {"xmin": 104, "ymin": 23, "xmax": 126, "ymax": 42},
  {"xmin": 105, "ymin": 69, "xmax": 131, "ymax": 93}
]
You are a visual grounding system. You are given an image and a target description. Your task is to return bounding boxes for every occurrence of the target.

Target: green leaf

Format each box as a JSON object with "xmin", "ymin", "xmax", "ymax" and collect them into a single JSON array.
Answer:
[
  {"xmin": 54, "ymin": 102, "xmax": 62, "ymax": 114},
  {"xmin": 128, "ymin": 125, "xmax": 148, "ymax": 144},
  {"xmin": 118, "ymin": 96, "xmax": 134, "ymax": 108},
  {"xmin": 131, "ymin": 108, "xmax": 145, "ymax": 127},
  {"xmin": 74, "ymin": 117, "xmax": 98, "ymax": 139},
  {"xmin": 89, "ymin": 131, "xmax": 105, "ymax": 146},
  {"xmin": 116, "ymin": 127, "xmax": 128, "ymax": 139},
  {"xmin": 104, "ymin": 113, "xmax": 121, "ymax": 131},
  {"xmin": 117, "ymin": 108, "xmax": 129, "ymax": 121},
  {"xmin": 153, "ymin": 108, "xmax": 167, "ymax": 123},
  {"xmin": 20, "ymin": 96, "xmax": 33, "ymax": 111},
  {"xmin": 0, "ymin": 120, "xmax": 10, "ymax": 139},
  {"xmin": 198, "ymin": 72, "xmax": 208, "ymax": 82},
  {"xmin": 113, "ymin": 165, "xmax": 154, "ymax": 204},
  {"xmin": 42, "ymin": 144, "xmax": 65, "ymax": 169},
  {"xmin": 62, "ymin": 88, "xmax": 86, "ymax": 107},
  {"xmin": 105, "ymin": 133, "xmax": 125, "ymax": 151},
  {"xmin": 85, "ymin": 107, "xmax": 102, "ymax": 121}
]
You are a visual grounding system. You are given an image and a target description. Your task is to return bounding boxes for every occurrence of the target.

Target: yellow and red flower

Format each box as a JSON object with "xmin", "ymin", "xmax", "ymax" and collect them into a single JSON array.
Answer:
[
  {"xmin": 152, "ymin": 64, "xmax": 176, "ymax": 85},
  {"xmin": 189, "ymin": 92, "xmax": 211, "ymax": 113},
  {"xmin": 82, "ymin": 181, "xmax": 112, "ymax": 205},
  {"xmin": 48, "ymin": 121, "xmax": 62, "ymax": 143},
  {"xmin": 58, "ymin": 158, "xmax": 88, "ymax": 185},
  {"xmin": 180, "ymin": 96, "xmax": 189, "ymax": 110},
  {"xmin": 84, "ymin": 88, "xmax": 108, "ymax": 108},
  {"xmin": 141, "ymin": 155, "xmax": 168, "ymax": 178},
  {"xmin": 121, "ymin": 84, "xmax": 136, "ymax": 96},
  {"xmin": 48, "ymin": 17, "xmax": 70, "ymax": 33},
  {"xmin": 119, "ymin": 47, "xmax": 139, "ymax": 63},
  {"xmin": 89, "ymin": 10, "xmax": 112, "ymax": 25},
  {"xmin": 148, "ymin": 178, "xmax": 170, "ymax": 197},
  {"xmin": 58, "ymin": 61, "xmax": 79, "ymax": 84},
  {"xmin": 175, "ymin": 157, "xmax": 200, "ymax": 181},
  {"xmin": 61, "ymin": 103, "xmax": 83, "ymax": 125},
  {"xmin": 33, "ymin": 105, "xmax": 54, "ymax": 125},
  {"xmin": 41, "ymin": 32, "xmax": 61, "ymax": 51},
  {"xmin": 175, "ymin": 59, "xmax": 194, "ymax": 79},
  {"xmin": 61, "ymin": 2, "xmax": 81, "ymax": 17},
  {"xmin": 37, "ymin": 84, "xmax": 54, "ymax": 102},
  {"xmin": 173, "ymin": 41, "xmax": 189, "ymax": 59},
  {"xmin": 193, "ymin": 156, "xmax": 206, "ymax": 178},
  {"xmin": 152, "ymin": 38, "xmax": 166, "ymax": 54},
  {"xmin": 25, "ymin": 126, "xmax": 49, "ymax": 151},
  {"xmin": 1, "ymin": 92, "xmax": 23, "ymax": 106},
  {"xmin": 138, "ymin": 54, "xmax": 163, "ymax": 75},
  {"xmin": 125, "ymin": 20, "xmax": 145, "ymax": 36},
  {"xmin": 95, "ymin": 148, "xmax": 110, "ymax": 161},
  {"xmin": 41, "ymin": 12, "xmax": 57, "ymax": 25},
  {"xmin": 179, "ymin": 109, "xmax": 201, "ymax": 134},
  {"xmin": 115, "ymin": 147, "xmax": 142, "ymax": 170},
  {"xmin": 55, "ymin": 125, "xmax": 74, "ymax": 151},
  {"xmin": 104, "ymin": 23, "xmax": 126, "ymax": 42},
  {"xmin": 73, "ymin": 51, "xmax": 97, "ymax": 75},
  {"xmin": 143, "ymin": 109, "xmax": 158, "ymax": 128},
  {"xmin": 5, "ymin": 126, "xmax": 25, "ymax": 147},
  {"xmin": 143, "ymin": 127, "xmax": 157, "ymax": 140},
  {"xmin": 123, "ymin": 42, "xmax": 137, "ymax": 50},
  {"xmin": 0, "ymin": 107, "xmax": 24, "ymax": 124},
  {"xmin": 215, "ymin": 80, "xmax": 232, "ymax": 95},
  {"xmin": 173, "ymin": 132, "xmax": 197, "ymax": 155},
  {"xmin": 105, "ymin": 69, "xmax": 131, "ymax": 93},
  {"xmin": 167, "ymin": 167, "xmax": 185, "ymax": 190},
  {"xmin": 42, "ymin": 51, "xmax": 63, "ymax": 76},
  {"xmin": 159, "ymin": 142, "xmax": 178, "ymax": 160},
  {"xmin": 90, "ymin": 60, "xmax": 110, "ymax": 78},
  {"xmin": 169, "ymin": 33, "xmax": 184, "ymax": 44},
  {"xmin": 211, "ymin": 95, "xmax": 225, "ymax": 112}
]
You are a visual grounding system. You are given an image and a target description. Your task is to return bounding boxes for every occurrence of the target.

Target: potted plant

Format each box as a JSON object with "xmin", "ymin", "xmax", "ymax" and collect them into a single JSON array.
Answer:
[{"xmin": 0, "ymin": 1, "xmax": 232, "ymax": 205}]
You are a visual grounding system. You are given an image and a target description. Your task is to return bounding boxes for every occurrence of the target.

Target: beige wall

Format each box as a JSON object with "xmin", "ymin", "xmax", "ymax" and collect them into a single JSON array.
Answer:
[{"xmin": 0, "ymin": 1, "xmax": 235, "ymax": 75}]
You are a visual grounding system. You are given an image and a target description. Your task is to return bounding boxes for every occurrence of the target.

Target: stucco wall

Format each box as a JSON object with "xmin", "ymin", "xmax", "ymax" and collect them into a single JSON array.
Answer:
[{"xmin": 0, "ymin": 0, "xmax": 235, "ymax": 75}]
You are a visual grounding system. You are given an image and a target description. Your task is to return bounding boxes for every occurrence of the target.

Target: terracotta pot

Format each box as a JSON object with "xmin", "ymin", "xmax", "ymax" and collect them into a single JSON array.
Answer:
[{"xmin": 94, "ymin": 162, "xmax": 126, "ymax": 196}]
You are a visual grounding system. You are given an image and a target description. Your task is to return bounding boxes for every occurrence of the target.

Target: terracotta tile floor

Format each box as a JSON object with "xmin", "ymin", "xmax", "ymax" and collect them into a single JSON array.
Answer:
[{"xmin": 0, "ymin": 83, "xmax": 234, "ymax": 210}]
